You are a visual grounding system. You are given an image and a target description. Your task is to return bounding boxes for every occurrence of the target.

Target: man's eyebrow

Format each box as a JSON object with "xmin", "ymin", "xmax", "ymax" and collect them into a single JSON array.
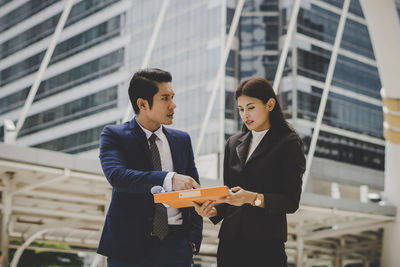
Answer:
[{"xmin": 160, "ymin": 93, "xmax": 174, "ymax": 97}]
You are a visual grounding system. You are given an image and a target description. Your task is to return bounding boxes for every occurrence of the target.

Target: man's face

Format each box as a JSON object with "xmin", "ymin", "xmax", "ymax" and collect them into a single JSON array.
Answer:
[{"xmin": 146, "ymin": 82, "xmax": 176, "ymax": 125}]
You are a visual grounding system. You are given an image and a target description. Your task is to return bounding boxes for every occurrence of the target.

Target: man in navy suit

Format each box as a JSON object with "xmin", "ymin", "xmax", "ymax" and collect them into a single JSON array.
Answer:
[{"xmin": 97, "ymin": 68, "xmax": 203, "ymax": 266}]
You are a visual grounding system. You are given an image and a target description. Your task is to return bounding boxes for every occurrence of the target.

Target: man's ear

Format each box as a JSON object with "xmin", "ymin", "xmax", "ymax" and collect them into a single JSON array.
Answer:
[
  {"xmin": 266, "ymin": 98, "xmax": 276, "ymax": 111},
  {"xmin": 137, "ymin": 98, "xmax": 148, "ymax": 111}
]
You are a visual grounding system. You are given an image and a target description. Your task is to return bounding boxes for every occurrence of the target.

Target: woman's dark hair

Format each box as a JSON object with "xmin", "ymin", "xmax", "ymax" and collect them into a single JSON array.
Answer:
[
  {"xmin": 128, "ymin": 68, "xmax": 172, "ymax": 114},
  {"xmin": 235, "ymin": 77, "xmax": 293, "ymax": 134}
]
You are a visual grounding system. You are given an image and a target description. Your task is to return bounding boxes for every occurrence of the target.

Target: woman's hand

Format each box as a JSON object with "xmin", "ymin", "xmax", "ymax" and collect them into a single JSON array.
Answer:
[
  {"xmin": 222, "ymin": 186, "xmax": 256, "ymax": 206},
  {"xmin": 193, "ymin": 201, "xmax": 218, "ymax": 218}
]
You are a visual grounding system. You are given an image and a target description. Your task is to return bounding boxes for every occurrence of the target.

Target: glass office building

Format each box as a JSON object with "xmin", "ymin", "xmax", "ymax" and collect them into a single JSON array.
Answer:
[
  {"xmin": 0, "ymin": 0, "xmax": 236, "ymax": 161},
  {"xmin": 240, "ymin": 0, "xmax": 387, "ymax": 199},
  {"xmin": 0, "ymin": 0, "xmax": 126, "ymax": 154},
  {"xmin": 0, "ymin": 0, "xmax": 388, "ymax": 192},
  {"xmin": 241, "ymin": 0, "xmax": 384, "ymax": 169},
  {"xmin": 1, "ymin": 0, "xmax": 399, "ymax": 265}
]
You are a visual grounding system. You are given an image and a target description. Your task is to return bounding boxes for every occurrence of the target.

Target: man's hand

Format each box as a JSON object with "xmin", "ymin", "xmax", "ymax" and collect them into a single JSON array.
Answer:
[
  {"xmin": 172, "ymin": 173, "xmax": 200, "ymax": 191},
  {"xmin": 222, "ymin": 186, "xmax": 256, "ymax": 206},
  {"xmin": 193, "ymin": 201, "xmax": 217, "ymax": 218}
]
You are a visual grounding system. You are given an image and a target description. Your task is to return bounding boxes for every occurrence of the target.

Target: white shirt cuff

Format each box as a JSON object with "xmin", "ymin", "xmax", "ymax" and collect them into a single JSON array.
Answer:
[{"xmin": 163, "ymin": 172, "xmax": 175, "ymax": 192}]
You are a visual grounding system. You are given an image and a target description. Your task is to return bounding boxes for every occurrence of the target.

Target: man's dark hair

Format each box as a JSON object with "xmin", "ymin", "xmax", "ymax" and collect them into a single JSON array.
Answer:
[{"xmin": 128, "ymin": 68, "xmax": 172, "ymax": 114}]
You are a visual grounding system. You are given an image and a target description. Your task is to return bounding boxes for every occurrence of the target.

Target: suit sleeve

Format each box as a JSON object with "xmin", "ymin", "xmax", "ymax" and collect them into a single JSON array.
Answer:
[
  {"xmin": 99, "ymin": 126, "xmax": 168, "ymax": 194},
  {"xmin": 185, "ymin": 134, "xmax": 203, "ymax": 254},
  {"xmin": 263, "ymin": 137, "xmax": 306, "ymax": 214},
  {"xmin": 210, "ymin": 138, "xmax": 230, "ymax": 225}
]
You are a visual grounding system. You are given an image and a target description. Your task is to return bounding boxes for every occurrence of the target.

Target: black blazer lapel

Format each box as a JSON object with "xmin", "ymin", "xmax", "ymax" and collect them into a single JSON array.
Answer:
[
  {"xmin": 246, "ymin": 128, "xmax": 286, "ymax": 165},
  {"xmin": 235, "ymin": 131, "xmax": 252, "ymax": 167},
  {"xmin": 129, "ymin": 119, "xmax": 153, "ymax": 167}
]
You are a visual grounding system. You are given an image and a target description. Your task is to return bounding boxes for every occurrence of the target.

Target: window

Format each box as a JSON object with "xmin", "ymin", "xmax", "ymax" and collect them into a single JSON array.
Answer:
[
  {"xmin": 34, "ymin": 124, "xmax": 113, "ymax": 154},
  {"xmin": 0, "ymin": 16, "xmax": 121, "ymax": 86},
  {"xmin": 19, "ymin": 86, "xmax": 118, "ymax": 137},
  {"xmin": 0, "ymin": 0, "xmax": 120, "ymax": 59},
  {"xmin": 0, "ymin": 0, "xmax": 58, "ymax": 33},
  {"xmin": 303, "ymin": 131, "xmax": 384, "ymax": 170},
  {"xmin": 297, "ymin": 88, "xmax": 383, "ymax": 137},
  {"xmin": 0, "ymin": 49, "xmax": 124, "ymax": 115}
]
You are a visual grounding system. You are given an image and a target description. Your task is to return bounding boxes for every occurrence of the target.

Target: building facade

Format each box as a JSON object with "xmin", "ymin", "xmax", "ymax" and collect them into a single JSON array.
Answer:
[
  {"xmin": 1, "ymin": 0, "xmax": 400, "ymax": 266},
  {"xmin": 0, "ymin": 0, "xmax": 127, "ymax": 153},
  {"xmin": 0, "ymin": 0, "xmax": 391, "ymax": 212},
  {"xmin": 0, "ymin": 0, "xmax": 239, "ymax": 161},
  {"xmin": 240, "ymin": 0, "xmax": 388, "ymax": 200}
]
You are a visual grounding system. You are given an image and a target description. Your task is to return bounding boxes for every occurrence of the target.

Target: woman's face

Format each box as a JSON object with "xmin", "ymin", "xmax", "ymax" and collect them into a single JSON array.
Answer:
[{"xmin": 237, "ymin": 95, "xmax": 274, "ymax": 131}]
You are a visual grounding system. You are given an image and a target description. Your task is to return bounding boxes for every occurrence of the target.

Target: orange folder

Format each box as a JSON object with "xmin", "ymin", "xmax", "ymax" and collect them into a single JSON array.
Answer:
[{"xmin": 154, "ymin": 186, "xmax": 230, "ymax": 208}]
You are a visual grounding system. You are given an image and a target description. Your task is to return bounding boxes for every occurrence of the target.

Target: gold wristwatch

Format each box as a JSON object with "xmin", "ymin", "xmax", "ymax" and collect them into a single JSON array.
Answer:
[{"xmin": 253, "ymin": 193, "xmax": 262, "ymax": 207}]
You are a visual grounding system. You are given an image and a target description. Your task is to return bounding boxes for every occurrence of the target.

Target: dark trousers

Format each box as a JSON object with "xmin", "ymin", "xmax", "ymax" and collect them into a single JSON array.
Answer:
[
  {"xmin": 217, "ymin": 238, "xmax": 287, "ymax": 267},
  {"xmin": 107, "ymin": 228, "xmax": 193, "ymax": 267}
]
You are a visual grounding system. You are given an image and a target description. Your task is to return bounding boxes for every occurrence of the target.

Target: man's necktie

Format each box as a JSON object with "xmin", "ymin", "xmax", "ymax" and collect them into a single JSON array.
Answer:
[{"xmin": 148, "ymin": 133, "xmax": 168, "ymax": 240}]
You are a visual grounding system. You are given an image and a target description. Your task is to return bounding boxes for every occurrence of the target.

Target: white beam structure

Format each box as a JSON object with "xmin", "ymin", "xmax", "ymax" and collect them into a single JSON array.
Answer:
[
  {"xmin": 302, "ymin": 0, "xmax": 350, "ymax": 192},
  {"xmin": 0, "ymin": 138, "xmax": 394, "ymax": 266},
  {"xmin": 296, "ymin": 221, "xmax": 304, "ymax": 267},
  {"xmin": 0, "ymin": 142, "xmax": 108, "ymax": 266},
  {"xmin": 195, "ymin": 0, "xmax": 245, "ymax": 157},
  {"xmin": 10, "ymin": 229, "xmax": 52, "ymax": 267},
  {"xmin": 3, "ymin": 120, "xmax": 16, "ymax": 145},
  {"xmin": 90, "ymin": 254, "xmax": 104, "ymax": 267},
  {"xmin": 272, "ymin": 0, "xmax": 301, "ymax": 94},
  {"xmin": 0, "ymin": 141, "xmax": 396, "ymax": 266},
  {"xmin": 1, "ymin": 174, "xmax": 13, "ymax": 266},
  {"xmin": 218, "ymin": 0, "xmax": 228, "ymax": 180},
  {"xmin": 11, "ymin": 169, "xmax": 70, "ymax": 196},
  {"xmin": 14, "ymin": 0, "xmax": 75, "ymax": 139},
  {"xmin": 10, "ymin": 219, "xmax": 81, "ymax": 267},
  {"xmin": 123, "ymin": 0, "xmax": 170, "ymax": 122},
  {"xmin": 359, "ymin": 1, "xmax": 400, "ymax": 266}
]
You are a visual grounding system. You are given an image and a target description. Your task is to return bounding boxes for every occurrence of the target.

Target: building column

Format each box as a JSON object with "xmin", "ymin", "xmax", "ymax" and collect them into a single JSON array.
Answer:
[
  {"xmin": 296, "ymin": 221, "xmax": 304, "ymax": 267},
  {"xmin": 360, "ymin": 1, "xmax": 400, "ymax": 266},
  {"xmin": 380, "ymin": 137, "xmax": 400, "ymax": 267},
  {"xmin": 1, "ymin": 174, "xmax": 13, "ymax": 267}
]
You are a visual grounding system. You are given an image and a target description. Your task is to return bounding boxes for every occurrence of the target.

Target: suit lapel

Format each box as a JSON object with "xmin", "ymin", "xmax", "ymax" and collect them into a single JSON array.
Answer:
[
  {"xmin": 245, "ymin": 128, "xmax": 283, "ymax": 165},
  {"xmin": 163, "ymin": 127, "xmax": 188, "ymax": 214},
  {"xmin": 162, "ymin": 127, "xmax": 178, "ymax": 171},
  {"xmin": 129, "ymin": 119, "xmax": 153, "ymax": 167},
  {"xmin": 235, "ymin": 131, "xmax": 252, "ymax": 167},
  {"xmin": 245, "ymin": 130, "xmax": 273, "ymax": 165}
]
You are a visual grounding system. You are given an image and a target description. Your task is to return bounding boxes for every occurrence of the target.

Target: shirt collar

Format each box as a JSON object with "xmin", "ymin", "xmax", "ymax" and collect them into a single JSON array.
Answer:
[
  {"xmin": 251, "ymin": 128, "xmax": 269, "ymax": 140},
  {"xmin": 136, "ymin": 120, "xmax": 164, "ymax": 141}
]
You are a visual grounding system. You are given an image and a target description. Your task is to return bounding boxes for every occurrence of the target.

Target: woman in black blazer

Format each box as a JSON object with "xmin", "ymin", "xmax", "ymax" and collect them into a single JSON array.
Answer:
[{"xmin": 194, "ymin": 77, "xmax": 306, "ymax": 267}]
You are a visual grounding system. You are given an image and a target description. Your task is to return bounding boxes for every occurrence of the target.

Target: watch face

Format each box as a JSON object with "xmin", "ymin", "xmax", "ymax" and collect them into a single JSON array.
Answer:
[{"xmin": 255, "ymin": 199, "xmax": 261, "ymax": 206}]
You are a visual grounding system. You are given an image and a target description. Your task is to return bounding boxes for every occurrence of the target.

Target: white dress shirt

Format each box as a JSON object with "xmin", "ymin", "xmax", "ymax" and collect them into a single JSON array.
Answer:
[
  {"xmin": 246, "ymin": 129, "xmax": 269, "ymax": 163},
  {"xmin": 137, "ymin": 121, "xmax": 183, "ymax": 225}
]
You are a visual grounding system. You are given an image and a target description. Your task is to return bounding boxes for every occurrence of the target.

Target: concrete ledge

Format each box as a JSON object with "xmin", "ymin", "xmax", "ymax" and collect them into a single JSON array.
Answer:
[
  {"xmin": 311, "ymin": 157, "xmax": 384, "ymax": 189},
  {"xmin": 0, "ymin": 142, "xmax": 102, "ymax": 175},
  {"xmin": 301, "ymin": 192, "xmax": 397, "ymax": 216}
]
